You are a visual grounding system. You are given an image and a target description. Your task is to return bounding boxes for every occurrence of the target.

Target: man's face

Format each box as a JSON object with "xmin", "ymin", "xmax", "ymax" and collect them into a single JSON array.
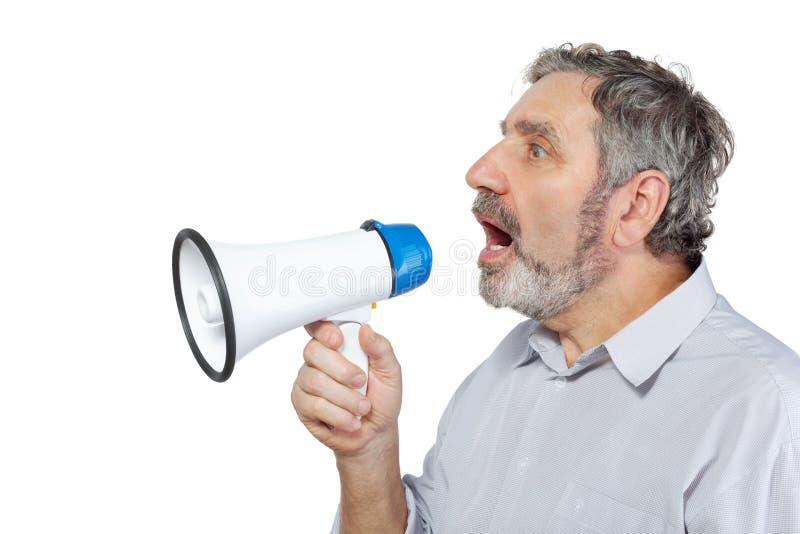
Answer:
[{"xmin": 466, "ymin": 71, "xmax": 614, "ymax": 320}]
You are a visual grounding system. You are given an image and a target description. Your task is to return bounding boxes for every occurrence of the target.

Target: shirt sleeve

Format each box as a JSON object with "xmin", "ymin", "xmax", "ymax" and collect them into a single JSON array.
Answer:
[
  {"xmin": 330, "ymin": 367, "xmax": 481, "ymax": 534},
  {"xmin": 684, "ymin": 438, "xmax": 800, "ymax": 533}
]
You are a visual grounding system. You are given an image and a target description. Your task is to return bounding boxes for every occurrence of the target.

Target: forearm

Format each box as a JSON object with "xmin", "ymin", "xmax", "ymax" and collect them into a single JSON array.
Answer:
[{"xmin": 336, "ymin": 427, "xmax": 408, "ymax": 534}]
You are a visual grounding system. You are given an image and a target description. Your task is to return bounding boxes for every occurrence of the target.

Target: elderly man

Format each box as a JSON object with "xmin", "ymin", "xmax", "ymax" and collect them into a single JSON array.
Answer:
[{"xmin": 292, "ymin": 43, "xmax": 800, "ymax": 533}]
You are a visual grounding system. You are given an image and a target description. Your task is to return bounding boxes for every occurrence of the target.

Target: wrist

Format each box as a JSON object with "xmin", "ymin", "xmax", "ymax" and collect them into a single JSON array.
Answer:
[
  {"xmin": 336, "ymin": 425, "xmax": 407, "ymax": 533},
  {"xmin": 335, "ymin": 424, "xmax": 400, "ymax": 472}
]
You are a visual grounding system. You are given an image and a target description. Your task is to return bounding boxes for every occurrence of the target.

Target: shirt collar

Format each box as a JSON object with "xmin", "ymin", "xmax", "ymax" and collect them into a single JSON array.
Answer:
[{"xmin": 521, "ymin": 257, "xmax": 718, "ymax": 387}]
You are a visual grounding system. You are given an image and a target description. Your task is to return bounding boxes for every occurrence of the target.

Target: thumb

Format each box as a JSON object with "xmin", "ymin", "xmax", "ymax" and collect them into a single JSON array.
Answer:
[{"xmin": 359, "ymin": 324, "xmax": 399, "ymax": 372}]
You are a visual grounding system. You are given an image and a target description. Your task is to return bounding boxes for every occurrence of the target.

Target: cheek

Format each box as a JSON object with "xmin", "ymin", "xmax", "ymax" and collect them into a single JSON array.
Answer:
[{"xmin": 515, "ymin": 181, "xmax": 584, "ymax": 261}]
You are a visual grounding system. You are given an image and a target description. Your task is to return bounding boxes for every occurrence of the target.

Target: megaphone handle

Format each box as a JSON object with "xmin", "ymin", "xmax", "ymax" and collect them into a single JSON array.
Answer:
[{"xmin": 332, "ymin": 320, "xmax": 369, "ymax": 397}]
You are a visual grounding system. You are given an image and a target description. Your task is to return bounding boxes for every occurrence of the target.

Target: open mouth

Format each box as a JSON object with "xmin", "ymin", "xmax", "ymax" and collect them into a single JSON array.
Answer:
[{"xmin": 475, "ymin": 212, "xmax": 514, "ymax": 261}]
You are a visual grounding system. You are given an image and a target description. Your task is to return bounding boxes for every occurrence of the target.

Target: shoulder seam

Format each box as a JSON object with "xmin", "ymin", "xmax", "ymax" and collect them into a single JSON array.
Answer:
[{"xmin": 704, "ymin": 319, "xmax": 796, "ymax": 440}]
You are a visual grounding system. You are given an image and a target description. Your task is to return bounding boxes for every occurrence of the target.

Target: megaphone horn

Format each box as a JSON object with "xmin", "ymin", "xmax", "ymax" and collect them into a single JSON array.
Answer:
[{"xmin": 172, "ymin": 219, "xmax": 433, "ymax": 388}]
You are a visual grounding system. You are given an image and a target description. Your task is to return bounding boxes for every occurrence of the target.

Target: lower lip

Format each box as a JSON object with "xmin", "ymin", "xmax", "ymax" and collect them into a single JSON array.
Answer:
[{"xmin": 479, "ymin": 244, "xmax": 512, "ymax": 263}]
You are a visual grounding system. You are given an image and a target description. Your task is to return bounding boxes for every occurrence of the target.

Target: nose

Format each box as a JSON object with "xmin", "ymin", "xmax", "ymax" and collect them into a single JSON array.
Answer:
[{"xmin": 465, "ymin": 145, "xmax": 508, "ymax": 195}]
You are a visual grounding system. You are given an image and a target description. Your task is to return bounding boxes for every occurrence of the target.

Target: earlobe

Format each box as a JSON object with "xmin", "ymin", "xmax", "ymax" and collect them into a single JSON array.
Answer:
[{"xmin": 610, "ymin": 170, "xmax": 670, "ymax": 249}]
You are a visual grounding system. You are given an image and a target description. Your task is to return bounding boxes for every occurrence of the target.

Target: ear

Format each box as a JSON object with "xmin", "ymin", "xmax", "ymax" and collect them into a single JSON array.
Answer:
[{"xmin": 610, "ymin": 170, "xmax": 670, "ymax": 249}]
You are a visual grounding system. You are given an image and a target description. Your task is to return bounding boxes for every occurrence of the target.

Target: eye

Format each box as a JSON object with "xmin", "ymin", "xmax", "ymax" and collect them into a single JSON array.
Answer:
[{"xmin": 529, "ymin": 143, "xmax": 549, "ymax": 159}]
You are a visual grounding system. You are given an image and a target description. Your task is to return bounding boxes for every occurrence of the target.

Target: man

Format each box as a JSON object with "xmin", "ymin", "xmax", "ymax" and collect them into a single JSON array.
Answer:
[{"xmin": 292, "ymin": 43, "xmax": 800, "ymax": 532}]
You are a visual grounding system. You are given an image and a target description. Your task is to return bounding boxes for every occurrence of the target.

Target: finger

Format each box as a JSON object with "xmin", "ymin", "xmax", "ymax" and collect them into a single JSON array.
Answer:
[
  {"xmin": 291, "ymin": 382, "xmax": 335, "ymax": 438},
  {"xmin": 304, "ymin": 320, "xmax": 342, "ymax": 349},
  {"xmin": 291, "ymin": 381, "xmax": 363, "ymax": 432},
  {"xmin": 303, "ymin": 338, "xmax": 367, "ymax": 389},
  {"xmin": 359, "ymin": 324, "xmax": 399, "ymax": 372},
  {"xmin": 296, "ymin": 365, "xmax": 371, "ymax": 417}
]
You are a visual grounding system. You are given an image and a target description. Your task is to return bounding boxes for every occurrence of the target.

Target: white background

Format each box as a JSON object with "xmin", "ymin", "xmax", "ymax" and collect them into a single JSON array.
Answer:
[{"xmin": 1, "ymin": 1, "xmax": 798, "ymax": 532}]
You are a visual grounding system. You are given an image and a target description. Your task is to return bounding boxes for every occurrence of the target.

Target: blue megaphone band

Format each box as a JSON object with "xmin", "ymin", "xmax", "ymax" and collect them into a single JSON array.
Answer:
[{"xmin": 361, "ymin": 219, "xmax": 433, "ymax": 297}]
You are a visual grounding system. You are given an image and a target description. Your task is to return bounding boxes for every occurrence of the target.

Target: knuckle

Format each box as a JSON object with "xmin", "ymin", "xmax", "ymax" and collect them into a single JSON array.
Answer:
[
  {"xmin": 351, "ymin": 395, "xmax": 365, "ymax": 414},
  {"xmin": 297, "ymin": 366, "xmax": 313, "ymax": 391},
  {"xmin": 292, "ymin": 387, "xmax": 311, "ymax": 418},
  {"xmin": 306, "ymin": 368, "xmax": 325, "ymax": 392},
  {"xmin": 337, "ymin": 414, "xmax": 353, "ymax": 429},
  {"xmin": 312, "ymin": 396, "xmax": 328, "ymax": 416},
  {"xmin": 297, "ymin": 364, "xmax": 308, "ymax": 381},
  {"xmin": 337, "ymin": 361, "xmax": 356, "ymax": 382},
  {"xmin": 330, "ymin": 406, "xmax": 350, "ymax": 427},
  {"xmin": 302, "ymin": 340, "xmax": 318, "ymax": 363},
  {"xmin": 373, "ymin": 332, "xmax": 391, "ymax": 351}
]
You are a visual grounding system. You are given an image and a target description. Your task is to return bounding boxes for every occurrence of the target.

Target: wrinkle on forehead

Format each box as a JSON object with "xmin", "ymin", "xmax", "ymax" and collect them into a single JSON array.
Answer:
[
  {"xmin": 499, "ymin": 118, "xmax": 566, "ymax": 155},
  {"xmin": 506, "ymin": 71, "xmax": 601, "ymax": 148}
]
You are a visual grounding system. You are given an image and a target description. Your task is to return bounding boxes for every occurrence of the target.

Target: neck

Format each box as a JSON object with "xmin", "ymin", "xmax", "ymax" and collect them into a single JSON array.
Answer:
[{"xmin": 542, "ymin": 252, "xmax": 692, "ymax": 368}]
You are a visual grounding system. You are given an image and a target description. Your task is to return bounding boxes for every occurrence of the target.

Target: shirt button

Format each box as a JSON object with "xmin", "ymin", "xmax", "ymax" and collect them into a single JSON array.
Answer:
[
  {"xmin": 574, "ymin": 498, "xmax": 584, "ymax": 512},
  {"xmin": 553, "ymin": 376, "xmax": 567, "ymax": 390},
  {"xmin": 517, "ymin": 456, "xmax": 530, "ymax": 472}
]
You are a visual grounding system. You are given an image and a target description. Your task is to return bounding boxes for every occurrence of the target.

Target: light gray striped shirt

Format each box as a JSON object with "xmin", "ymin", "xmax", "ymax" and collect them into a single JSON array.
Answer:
[{"xmin": 332, "ymin": 259, "xmax": 800, "ymax": 533}]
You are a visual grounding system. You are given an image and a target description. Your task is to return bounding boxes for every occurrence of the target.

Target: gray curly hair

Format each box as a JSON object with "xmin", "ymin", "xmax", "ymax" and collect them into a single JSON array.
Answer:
[{"xmin": 525, "ymin": 43, "xmax": 734, "ymax": 268}]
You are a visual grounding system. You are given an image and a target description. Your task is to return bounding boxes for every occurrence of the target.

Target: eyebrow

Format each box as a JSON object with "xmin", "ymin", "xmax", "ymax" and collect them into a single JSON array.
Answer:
[{"xmin": 499, "ymin": 119, "xmax": 564, "ymax": 151}]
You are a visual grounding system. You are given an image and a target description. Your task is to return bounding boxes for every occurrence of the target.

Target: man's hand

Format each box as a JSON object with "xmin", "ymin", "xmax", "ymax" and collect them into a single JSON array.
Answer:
[
  {"xmin": 291, "ymin": 320, "xmax": 402, "ymax": 459},
  {"xmin": 292, "ymin": 321, "xmax": 408, "ymax": 533}
]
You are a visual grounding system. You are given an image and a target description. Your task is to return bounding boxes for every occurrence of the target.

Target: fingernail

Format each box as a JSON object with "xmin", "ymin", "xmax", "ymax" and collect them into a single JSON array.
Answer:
[
  {"xmin": 351, "ymin": 418, "xmax": 362, "ymax": 431},
  {"xmin": 357, "ymin": 399, "xmax": 371, "ymax": 415}
]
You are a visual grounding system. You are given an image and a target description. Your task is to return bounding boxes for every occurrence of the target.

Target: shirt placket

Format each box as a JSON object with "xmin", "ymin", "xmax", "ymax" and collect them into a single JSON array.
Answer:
[
  {"xmin": 489, "ymin": 345, "xmax": 611, "ymax": 531},
  {"xmin": 488, "ymin": 357, "xmax": 570, "ymax": 531}
]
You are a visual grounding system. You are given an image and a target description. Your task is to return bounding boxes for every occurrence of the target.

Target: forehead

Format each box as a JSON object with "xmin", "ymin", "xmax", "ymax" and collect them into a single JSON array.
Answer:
[{"xmin": 505, "ymin": 71, "xmax": 599, "ymax": 143}]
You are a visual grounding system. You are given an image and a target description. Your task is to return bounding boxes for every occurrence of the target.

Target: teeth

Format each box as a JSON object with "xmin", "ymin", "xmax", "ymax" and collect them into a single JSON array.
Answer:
[{"xmin": 489, "ymin": 244, "xmax": 508, "ymax": 251}]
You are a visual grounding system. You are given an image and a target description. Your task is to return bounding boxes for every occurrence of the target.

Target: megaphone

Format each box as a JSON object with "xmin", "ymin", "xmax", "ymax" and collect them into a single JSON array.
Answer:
[{"xmin": 172, "ymin": 219, "xmax": 432, "ymax": 390}]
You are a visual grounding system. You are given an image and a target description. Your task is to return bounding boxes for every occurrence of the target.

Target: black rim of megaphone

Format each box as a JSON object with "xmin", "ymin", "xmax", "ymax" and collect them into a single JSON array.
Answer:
[{"xmin": 172, "ymin": 228, "xmax": 236, "ymax": 382}]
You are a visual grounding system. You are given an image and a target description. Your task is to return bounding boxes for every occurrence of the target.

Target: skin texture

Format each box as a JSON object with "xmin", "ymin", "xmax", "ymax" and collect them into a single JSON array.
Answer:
[
  {"xmin": 291, "ymin": 70, "xmax": 692, "ymax": 533},
  {"xmin": 466, "ymin": 71, "xmax": 691, "ymax": 366},
  {"xmin": 470, "ymin": 72, "xmax": 606, "ymax": 268},
  {"xmin": 292, "ymin": 322, "xmax": 407, "ymax": 533}
]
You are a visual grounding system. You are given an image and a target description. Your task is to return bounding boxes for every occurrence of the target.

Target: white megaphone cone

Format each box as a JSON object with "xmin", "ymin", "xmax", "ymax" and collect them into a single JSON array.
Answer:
[{"xmin": 172, "ymin": 219, "xmax": 433, "ymax": 389}]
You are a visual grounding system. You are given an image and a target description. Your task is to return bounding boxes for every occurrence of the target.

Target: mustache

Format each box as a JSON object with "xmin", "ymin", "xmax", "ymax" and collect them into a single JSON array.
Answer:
[{"xmin": 471, "ymin": 192, "xmax": 520, "ymax": 239}]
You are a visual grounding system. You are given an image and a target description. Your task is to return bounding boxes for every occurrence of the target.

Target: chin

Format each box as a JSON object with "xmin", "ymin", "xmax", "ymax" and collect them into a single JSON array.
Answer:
[{"xmin": 476, "ymin": 246, "xmax": 607, "ymax": 321}]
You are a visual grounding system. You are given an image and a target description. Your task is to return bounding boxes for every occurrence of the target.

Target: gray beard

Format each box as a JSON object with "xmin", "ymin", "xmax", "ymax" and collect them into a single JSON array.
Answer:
[{"xmin": 476, "ymin": 183, "xmax": 614, "ymax": 321}]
